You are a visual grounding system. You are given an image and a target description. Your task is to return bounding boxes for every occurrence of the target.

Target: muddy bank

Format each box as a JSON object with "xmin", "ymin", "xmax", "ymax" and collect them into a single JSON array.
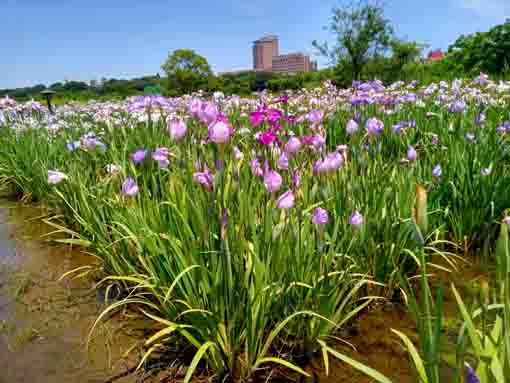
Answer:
[{"xmin": 0, "ymin": 202, "xmax": 147, "ymax": 383}]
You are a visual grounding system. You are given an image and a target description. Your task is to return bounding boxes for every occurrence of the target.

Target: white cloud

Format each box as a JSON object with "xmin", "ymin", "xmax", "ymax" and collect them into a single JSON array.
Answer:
[{"xmin": 454, "ymin": 0, "xmax": 510, "ymax": 18}]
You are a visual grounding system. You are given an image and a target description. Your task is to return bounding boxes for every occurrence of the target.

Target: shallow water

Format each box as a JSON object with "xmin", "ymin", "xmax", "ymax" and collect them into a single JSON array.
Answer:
[{"xmin": 0, "ymin": 202, "xmax": 143, "ymax": 383}]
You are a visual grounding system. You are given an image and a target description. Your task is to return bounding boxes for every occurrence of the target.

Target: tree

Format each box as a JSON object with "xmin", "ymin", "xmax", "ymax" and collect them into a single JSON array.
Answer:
[
  {"xmin": 161, "ymin": 49, "xmax": 213, "ymax": 94},
  {"xmin": 313, "ymin": 0, "xmax": 394, "ymax": 81},
  {"xmin": 443, "ymin": 20, "xmax": 510, "ymax": 76}
]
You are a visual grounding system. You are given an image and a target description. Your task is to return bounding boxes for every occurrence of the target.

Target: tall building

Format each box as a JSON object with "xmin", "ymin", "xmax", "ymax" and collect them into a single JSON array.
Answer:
[
  {"xmin": 253, "ymin": 35, "xmax": 279, "ymax": 71},
  {"xmin": 272, "ymin": 53, "xmax": 314, "ymax": 74},
  {"xmin": 252, "ymin": 35, "xmax": 316, "ymax": 74}
]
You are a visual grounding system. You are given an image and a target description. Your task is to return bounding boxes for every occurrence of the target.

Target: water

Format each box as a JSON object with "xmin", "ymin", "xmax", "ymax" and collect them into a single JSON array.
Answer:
[{"xmin": 0, "ymin": 202, "xmax": 143, "ymax": 383}]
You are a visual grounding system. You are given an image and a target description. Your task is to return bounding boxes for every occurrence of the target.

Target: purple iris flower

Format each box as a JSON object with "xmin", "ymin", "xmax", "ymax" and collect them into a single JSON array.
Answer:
[
  {"xmin": 431, "ymin": 134, "xmax": 439, "ymax": 145},
  {"xmin": 193, "ymin": 168, "xmax": 214, "ymax": 192},
  {"xmin": 307, "ymin": 109, "xmax": 323, "ymax": 125},
  {"xmin": 233, "ymin": 146, "xmax": 244, "ymax": 160},
  {"xmin": 47, "ymin": 170, "xmax": 67, "ymax": 185},
  {"xmin": 221, "ymin": 209, "xmax": 228, "ymax": 230},
  {"xmin": 392, "ymin": 123, "xmax": 403, "ymax": 134},
  {"xmin": 292, "ymin": 169, "xmax": 301, "ymax": 188},
  {"xmin": 349, "ymin": 211, "xmax": 364, "ymax": 227},
  {"xmin": 466, "ymin": 132, "xmax": 476, "ymax": 142},
  {"xmin": 131, "ymin": 149, "xmax": 147, "ymax": 163},
  {"xmin": 168, "ymin": 118, "xmax": 187, "ymax": 141},
  {"xmin": 250, "ymin": 159, "xmax": 264, "ymax": 177},
  {"xmin": 276, "ymin": 190, "xmax": 295, "ymax": 209},
  {"xmin": 66, "ymin": 140, "xmax": 81, "ymax": 151},
  {"xmin": 208, "ymin": 120, "xmax": 233, "ymax": 144},
  {"xmin": 264, "ymin": 169, "xmax": 283, "ymax": 193},
  {"xmin": 449, "ymin": 100, "xmax": 466, "ymax": 113},
  {"xmin": 475, "ymin": 113, "xmax": 486, "ymax": 126},
  {"xmin": 285, "ymin": 137, "xmax": 301, "ymax": 154},
  {"xmin": 152, "ymin": 147, "xmax": 171, "ymax": 168},
  {"xmin": 365, "ymin": 118, "xmax": 384, "ymax": 136},
  {"xmin": 464, "ymin": 363, "xmax": 480, "ymax": 383},
  {"xmin": 121, "ymin": 177, "xmax": 139, "ymax": 197},
  {"xmin": 277, "ymin": 153, "xmax": 289, "ymax": 170},
  {"xmin": 311, "ymin": 135, "xmax": 326, "ymax": 150},
  {"xmin": 81, "ymin": 136, "xmax": 106, "ymax": 152},
  {"xmin": 198, "ymin": 102, "xmax": 218, "ymax": 124},
  {"xmin": 188, "ymin": 98, "xmax": 202, "ymax": 117},
  {"xmin": 407, "ymin": 146, "xmax": 417, "ymax": 161},
  {"xmin": 312, "ymin": 207, "xmax": 329, "ymax": 226},
  {"xmin": 346, "ymin": 119, "xmax": 359, "ymax": 135}
]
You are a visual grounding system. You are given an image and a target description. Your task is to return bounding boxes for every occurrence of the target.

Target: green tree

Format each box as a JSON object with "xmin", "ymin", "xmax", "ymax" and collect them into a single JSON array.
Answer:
[
  {"xmin": 313, "ymin": 0, "xmax": 394, "ymax": 81},
  {"xmin": 161, "ymin": 49, "xmax": 213, "ymax": 95},
  {"xmin": 443, "ymin": 20, "xmax": 510, "ymax": 76}
]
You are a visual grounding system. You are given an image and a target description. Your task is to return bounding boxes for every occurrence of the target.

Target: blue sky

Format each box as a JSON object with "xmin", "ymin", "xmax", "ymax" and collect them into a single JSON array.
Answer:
[{"xmin": 2, "ymin": 0, "xmax": 509, "ymax": 88}]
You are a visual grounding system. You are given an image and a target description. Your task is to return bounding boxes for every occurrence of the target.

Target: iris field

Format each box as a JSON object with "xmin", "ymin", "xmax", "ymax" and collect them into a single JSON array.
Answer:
[{"xmin": 0, "ymin": 76, "xmax": 509, "ymax": 382}]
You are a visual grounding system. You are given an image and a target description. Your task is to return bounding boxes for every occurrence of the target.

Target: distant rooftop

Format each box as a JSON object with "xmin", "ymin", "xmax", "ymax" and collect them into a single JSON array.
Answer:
[{"xmin": 254, "ymin": 35, "xmax": 278, "ymax": 43}]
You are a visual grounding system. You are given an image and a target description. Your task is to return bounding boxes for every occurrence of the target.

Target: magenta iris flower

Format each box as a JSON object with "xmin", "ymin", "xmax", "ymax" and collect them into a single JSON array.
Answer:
[
  {"xmin": 266, "ymin": 108, "xmax": 283, "ymax": 125},
  {"xmin": 276, "ymin": 190, "xmax": 295, "ymax": 209},
  {"xmin": 258, "ymin": 129, "xmax": 277, "ymax": 145},
  {"xmin": 312, "ymin": 207, "xmax": 329, "ymax": 226},
  {"xmin": 121, "ymin": 177, "xmax": 139, "ymax": 197},
  {"xmin": 249, "ymin": 111, "xmax": 265, "ymax": 127},
  {"xmin": 131, "ymin": 149, "xmax": 147, "ymax": 163}
]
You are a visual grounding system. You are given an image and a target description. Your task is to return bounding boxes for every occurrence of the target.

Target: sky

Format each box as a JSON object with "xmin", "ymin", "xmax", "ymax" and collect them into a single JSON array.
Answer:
[{"xmin": 1, "ymin": 0, "xmax": 509, "ymax": 89}]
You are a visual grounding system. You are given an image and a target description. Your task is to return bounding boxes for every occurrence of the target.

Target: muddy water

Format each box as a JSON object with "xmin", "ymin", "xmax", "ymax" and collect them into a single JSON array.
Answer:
[{"xmin": 0, "ymin": 202, "xmax": 145, "ymax": 383}]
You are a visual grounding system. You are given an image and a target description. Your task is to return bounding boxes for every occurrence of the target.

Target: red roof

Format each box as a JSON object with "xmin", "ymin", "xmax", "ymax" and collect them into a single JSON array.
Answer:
[{"xmin": 427, "ymin": 50, "xmax": 444, "ymax": 61}]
